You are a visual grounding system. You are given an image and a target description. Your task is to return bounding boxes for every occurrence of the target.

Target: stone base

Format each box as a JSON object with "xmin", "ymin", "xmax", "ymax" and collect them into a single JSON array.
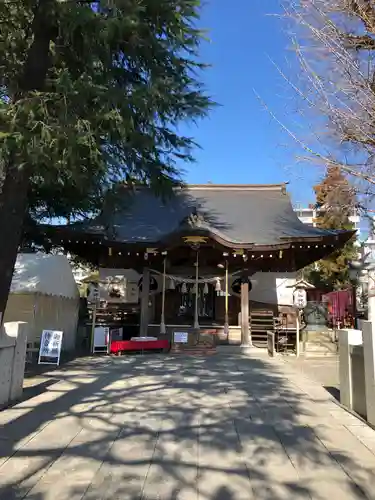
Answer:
[
  {"xmin": 216, "ymin": 345, "xmax": 260, "ymax": 355},
  {"xmin": 301, "ymin": 330, "xmax": 338, "ymax": 357}
]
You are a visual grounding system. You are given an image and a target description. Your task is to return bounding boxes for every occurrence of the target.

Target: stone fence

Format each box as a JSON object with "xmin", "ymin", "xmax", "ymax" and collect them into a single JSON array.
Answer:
[{"xmin": 339, "ymin": 322, "xmax": 375, "ymax": 426}]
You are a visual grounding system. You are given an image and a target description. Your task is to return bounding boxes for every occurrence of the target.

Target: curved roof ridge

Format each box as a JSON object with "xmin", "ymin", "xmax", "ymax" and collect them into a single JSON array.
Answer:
[
  {"xmin": 180, "ymin": 183, "xmax": 288, "ymax": 191},
  {"xmin": 115, "ymin": 183, "xmax": 289, "ymax": 193}
]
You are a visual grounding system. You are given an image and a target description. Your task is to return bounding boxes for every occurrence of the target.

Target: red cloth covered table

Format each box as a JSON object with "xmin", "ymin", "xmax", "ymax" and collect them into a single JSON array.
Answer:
[{"xmin": 110, "ymin": 339, "xmax": 170, "ymax": 354}]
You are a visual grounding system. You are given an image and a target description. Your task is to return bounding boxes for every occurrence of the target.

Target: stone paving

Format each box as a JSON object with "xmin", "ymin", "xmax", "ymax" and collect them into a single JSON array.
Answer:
[
  {"xmin": 1, "ymin": 351, "xmax": 375, "ymax": 499},
  {"xmin": 283, "ymin": 355, "xmax": 340, "ymax": 397}
]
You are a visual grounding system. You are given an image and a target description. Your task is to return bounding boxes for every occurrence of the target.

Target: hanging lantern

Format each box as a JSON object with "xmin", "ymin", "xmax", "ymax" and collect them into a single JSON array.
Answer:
[
  {"xmin": 203, "ymin": 282, "xmax": 209, "ymax": 295},
  {"xmin": 168, "ymin": 277, "xmax": 175, "ymax": 290},
  {"xmin": 215, "ymin": 278, "xmax": 222, "ymax": 292},
  {"xmin": 181, "ymin": 282, "xmax": 187, "ymax": 294},
  {"xmin": 192, "ymin": 282, "xmax": 198, "ymax": 294}
]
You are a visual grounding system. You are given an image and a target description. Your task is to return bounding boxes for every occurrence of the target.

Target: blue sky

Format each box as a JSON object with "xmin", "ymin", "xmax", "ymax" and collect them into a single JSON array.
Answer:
[{"xmin": 181, "ymin": 0, "xmax": 322, "ymax": 206}]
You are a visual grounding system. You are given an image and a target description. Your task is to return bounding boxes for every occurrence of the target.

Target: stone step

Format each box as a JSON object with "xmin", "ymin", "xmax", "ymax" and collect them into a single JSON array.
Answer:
[
  {"xmin": 304, "ymin": 351, "xmax": 338, "ymax": 357},
  {"xmin": 305, "ymin": 333, "xmax": 336, "ymax": 341},
  {"xmin": 305, "ymin": 341, "xmax": 337, "ymax": 350},
  {"xmin": 304, "ymin": 340, "xmax": 338, "ymax": 357},
  {"xmin": 170, "ymin": 349, "xmax": 216, "ymax": 356},
  {"xmin": 305, "ymin": 348, "xmax": 338, "ymax": 355},
  {"xmin": 170, "ymin": 344, "xmax": 217, "ymax": 356}
]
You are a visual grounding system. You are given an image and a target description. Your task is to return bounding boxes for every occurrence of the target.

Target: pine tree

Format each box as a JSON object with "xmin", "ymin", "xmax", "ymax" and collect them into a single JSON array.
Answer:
[
  {"xmin": 0, "ymin": 0, "xmax": 212, "ymax": 324},
  {"xmin": 306, "ymin": 166, "xmax": 357, "ymax": 290}
]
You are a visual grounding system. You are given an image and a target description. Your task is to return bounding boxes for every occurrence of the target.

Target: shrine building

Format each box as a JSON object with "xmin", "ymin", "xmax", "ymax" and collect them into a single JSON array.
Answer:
[{"xmin": 41, "ymin": 183, "xmax": 354, "ymax": 347}]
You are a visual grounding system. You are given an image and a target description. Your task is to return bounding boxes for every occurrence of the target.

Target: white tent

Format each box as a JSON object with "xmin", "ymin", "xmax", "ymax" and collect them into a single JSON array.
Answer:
[{"xmin": 4, "ymin": 253, "xmax": 80, "ymax": 352}]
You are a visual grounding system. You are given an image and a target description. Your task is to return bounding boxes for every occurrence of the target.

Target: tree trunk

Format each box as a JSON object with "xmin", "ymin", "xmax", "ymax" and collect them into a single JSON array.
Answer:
[
  {"xmin": 0, "ymin": 0, "xmax": 54, "ymax": 326},
  {"xmin": 0, "ymin": 164, "xmax": 30, "ymax": 325}
]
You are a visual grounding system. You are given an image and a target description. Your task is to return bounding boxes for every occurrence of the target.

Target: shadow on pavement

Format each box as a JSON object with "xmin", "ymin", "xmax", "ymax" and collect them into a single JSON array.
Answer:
[
  {"xmin": 0, "ymin": 353, "xmax": 373, "ymax": 499},
  {"xmin": 19, "ymin": 380, "xmax": 60, "ymax": 405},
  {"xmin": 324, "ymin": 385, "xmax": 340, "ymax": 402}
]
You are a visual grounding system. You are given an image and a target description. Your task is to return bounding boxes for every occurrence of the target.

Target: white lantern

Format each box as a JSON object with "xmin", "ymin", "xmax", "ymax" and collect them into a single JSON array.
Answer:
[
  {"xmin": 87, "ymin": 283, "xmax": 100, "ymax": 303},
  {"xmin": 293, "ymin": 288, "xmax": 307, "ymax": 309}
]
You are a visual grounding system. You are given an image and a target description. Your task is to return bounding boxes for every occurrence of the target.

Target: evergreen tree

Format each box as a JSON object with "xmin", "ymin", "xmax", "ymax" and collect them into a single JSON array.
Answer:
[
  {"xmin": 305, "ymin": 166, "xmax": 357, "ymax": 290},
  {"xmin": 0, "ymin": 0, "xmax": 212, "ymax": 323}
]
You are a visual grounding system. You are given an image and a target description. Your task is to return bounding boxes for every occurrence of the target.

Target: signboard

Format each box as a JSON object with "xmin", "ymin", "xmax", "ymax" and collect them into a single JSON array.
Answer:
[
  {"xmin": 293, "ymin": 288, "xmax": 307, "ymax": 309},
  {"xmin": 174, "ymin": 331, "xmax": 188, "ymax": 344},
  {"xmin": 38, "ymin": 330, "xmax": 63, "ymax": 365},
  {"xmin": 93, "ymin": 326, "xmax": 109, "ymax": 353},
  {"xmin": 110, "ymin": 327, "xmax": 123, "ymax": 341}
]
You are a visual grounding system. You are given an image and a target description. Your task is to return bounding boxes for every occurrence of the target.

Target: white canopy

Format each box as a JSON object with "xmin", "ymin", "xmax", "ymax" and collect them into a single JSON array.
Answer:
[{"xmin": 10, "ymin": 253, "xmax": 79, "ymax": 299}]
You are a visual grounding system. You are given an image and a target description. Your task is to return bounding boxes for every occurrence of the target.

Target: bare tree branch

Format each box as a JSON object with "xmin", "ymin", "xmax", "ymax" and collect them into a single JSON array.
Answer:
[{"xmin": 266, "ymin": 0, "xmax": 375, "ymax": 210}]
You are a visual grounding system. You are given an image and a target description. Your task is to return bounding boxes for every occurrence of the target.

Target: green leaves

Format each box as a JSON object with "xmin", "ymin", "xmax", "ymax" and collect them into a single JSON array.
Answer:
[{"xmin": 0, "ymin": 0, "xmax": 212, "ymax": 221}]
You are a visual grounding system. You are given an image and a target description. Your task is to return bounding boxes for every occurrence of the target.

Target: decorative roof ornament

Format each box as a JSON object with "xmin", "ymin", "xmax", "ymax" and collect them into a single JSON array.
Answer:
[
  {"xmin": 104, "ymin": 223, "xmax": 117, "ymax": 241},
  {"xmin": 186, "ymin": 209, "xmax": 205, "ymax": 228},
  {"xmin": 182, "ymin": 235, "xmax": 207, "ymax": 247},
  {"xmin": 286, "ymin": 279, "xmax": 315, "ymax": 290}
]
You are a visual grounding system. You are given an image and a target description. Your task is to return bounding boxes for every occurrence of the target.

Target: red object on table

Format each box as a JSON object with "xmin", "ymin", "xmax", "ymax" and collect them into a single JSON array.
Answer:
[{"xmin": 110, "ymin": 339, "xmax": 170, "ymax": 354}]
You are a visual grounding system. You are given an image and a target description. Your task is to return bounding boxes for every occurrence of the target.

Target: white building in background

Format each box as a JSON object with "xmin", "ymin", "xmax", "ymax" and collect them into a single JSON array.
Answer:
[{"xmin": 294, "ymin": 204, "xmax": 361, "ymax": 238}]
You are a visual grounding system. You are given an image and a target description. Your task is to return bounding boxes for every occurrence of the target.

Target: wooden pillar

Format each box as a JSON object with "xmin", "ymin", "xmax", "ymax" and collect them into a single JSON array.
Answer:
[
  {"xmin": 193, "ymin": 250, "xmax": 200, "ymax": 330},
  {"xmin": 224, "ymin": 259, "xmax": 229, "ymax": 338},
  {"xmin": 296, "ymin": 309, "xmax": 300, "ymax": 358},
  {"xmin": 160, "ymin": 257, "xmax": 167, "ymax": 334},
  {"xmin": 241, "ymin": 280, "xmax": 251, "ymax": 346},
  {"xmin": 139, "ymin": 267, "xmax": 150, "ymax": 337}
]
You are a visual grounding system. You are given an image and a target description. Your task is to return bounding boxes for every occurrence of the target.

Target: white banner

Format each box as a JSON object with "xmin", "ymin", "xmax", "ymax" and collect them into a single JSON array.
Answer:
[{"xmin": 38, "ymin": 330, "xmax": 63, "ymax": 365}]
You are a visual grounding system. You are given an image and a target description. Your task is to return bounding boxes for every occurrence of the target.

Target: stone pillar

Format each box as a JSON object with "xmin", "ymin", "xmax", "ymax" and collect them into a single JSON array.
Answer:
[
  {"xmin": 0, "ymin": 322, "xmax": 28, "ymax": 406},
  {"xmin": 362, "ymin": 320, "xmax": 375, "ymax": 426},
  {"xmin": 139, "ymin": 267, "xmax": 150, "ymax": 337},
  {"xmin": 241, "ymin": 280, "xmax": 251, "ymax": 346},
  {"xmin": 368, "ymin": 269, "xmax": 375, "ymax": 335},
  {"xmin": 339, "ymin": 328, "xmax": 363, "ymax": 410},
  {"xmin": 338, "ymin": 329, "xmax": 352, "ymax": 409}
]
